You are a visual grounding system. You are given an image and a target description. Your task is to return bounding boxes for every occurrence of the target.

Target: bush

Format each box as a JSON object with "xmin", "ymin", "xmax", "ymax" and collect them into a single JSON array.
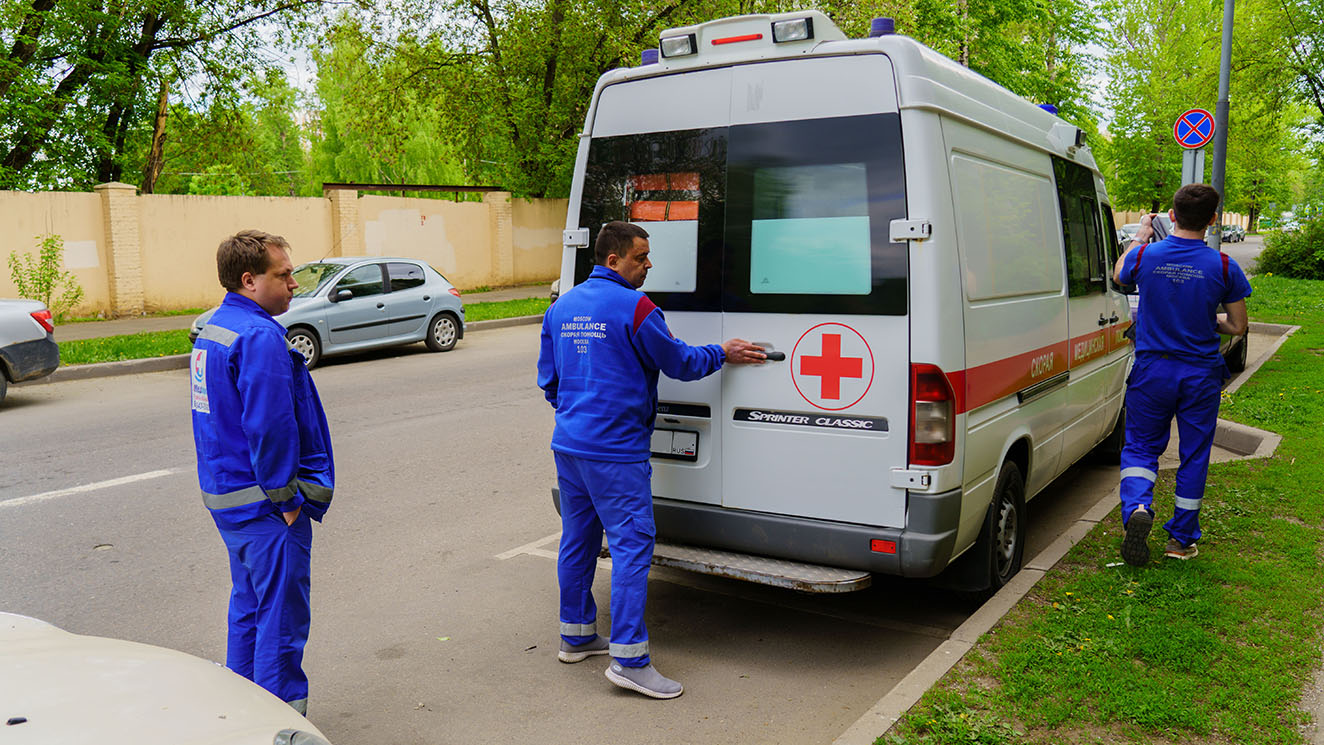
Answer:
[
  {"xmin": 7, "ymin": 234, "xmax": 85, "ymax": 319},
  {"xmin": 1256, "ymin": 216, "xmax": 1324, "ymax": 279}
]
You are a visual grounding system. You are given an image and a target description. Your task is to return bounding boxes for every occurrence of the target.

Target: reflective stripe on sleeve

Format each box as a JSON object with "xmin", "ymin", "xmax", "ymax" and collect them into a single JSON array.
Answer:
[
  {"xmin": 297, "ymin": 480, "xmax": 333, "ymax": 504},
  {"xmin": 201, "ymin": 485, "xmax": 267, "ymax": 510},
  {"xmin": 1121, "ymin": 467, "xmax": 1158, "ymax": 483},
  {"xmin": 264, "ymin": 477, "xmax": 299, "ymax": 504},
  {"xmin": 561, "ymin": 622, "xmax": 596, "ymax": 637},
  {"xmin": 197, "ymin": 325, "xmax": 238, "ymax": 347},
  {"xmin": 1174, "ymin": 496, "xmax": 1203, "ymax": 511},
  {"xmin": 610, "ymin": 641, "xmax": 649, "ymax": 659}
]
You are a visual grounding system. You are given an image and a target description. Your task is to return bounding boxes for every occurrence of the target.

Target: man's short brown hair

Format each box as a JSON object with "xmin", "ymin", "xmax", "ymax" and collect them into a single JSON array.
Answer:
[
  {"xmin": 594, "ymin": 221, "xmax": 649, "ymax": 265},
  {"xmin": 217, "ymin": 230, "xmax": 290, "ymax": 291},
  {"xmin": 1171, "ymin": 184, "xmax": 1221, "ymax": 232}
]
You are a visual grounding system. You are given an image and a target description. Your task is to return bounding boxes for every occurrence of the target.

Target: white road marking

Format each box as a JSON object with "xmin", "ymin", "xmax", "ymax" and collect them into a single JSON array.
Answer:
[
  {"xmin": 0, "ymin": 469, "xmax": 181, "ymax": 510},
  {"xmin": 495, "ymin": 531, "xmax": 561, "ymax": 560}
]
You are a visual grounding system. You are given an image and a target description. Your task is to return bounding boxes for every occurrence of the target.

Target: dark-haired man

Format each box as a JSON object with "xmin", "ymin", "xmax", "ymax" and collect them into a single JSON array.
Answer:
[
  {"xmin": 1112, "ymin": 184, "xmax": 1250, "ymax": 566},
  {"xmin": 537, "ymin": 221, "xmax": 765, "ymax": 699},
  {"xmin": 191, "ymin": 230, "xmax": 334, "ymax": 714}
]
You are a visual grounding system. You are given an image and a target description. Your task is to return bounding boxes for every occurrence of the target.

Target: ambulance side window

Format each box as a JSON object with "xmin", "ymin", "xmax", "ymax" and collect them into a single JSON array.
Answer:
[{"xmin": 1053, "ymin": 158, "xmax": 1105, "ymax": 298}]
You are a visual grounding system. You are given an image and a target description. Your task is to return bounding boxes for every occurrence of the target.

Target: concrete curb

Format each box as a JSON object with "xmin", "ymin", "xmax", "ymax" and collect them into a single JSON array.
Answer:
[
  {"xmin": 833, "ymin": 326, "xmax": 1294, "ymax": 745},
  {"xmin": 19, "ymin": 314, "xmax": 545, "ymax": 387}
]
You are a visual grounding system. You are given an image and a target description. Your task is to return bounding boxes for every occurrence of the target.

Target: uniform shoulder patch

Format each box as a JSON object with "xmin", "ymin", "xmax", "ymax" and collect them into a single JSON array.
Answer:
[{"xmin": 632, "ymin": 295, "xmax": 658, "ymax": 335}]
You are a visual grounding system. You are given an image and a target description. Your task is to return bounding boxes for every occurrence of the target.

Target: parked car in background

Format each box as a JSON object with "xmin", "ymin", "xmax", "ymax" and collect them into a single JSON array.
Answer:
[
  {"xmin": 190, "ymin": 257, "xmax": 465, "ymax": 369},
  {"xmin": 1221, "ymin": 224, "xmax": 1244, "ymax": 242},
  {"xmin": 0, "ymin": 298, "xmax": 59, "ymax": 405},
  {"xmin": 0, "ymin": 612, "xmax": 332, "ymax": 745},
  {"xmin": 550, "ymin": 278, "xmax": 561, "ymax": 302},
  {"xmin": 1119, "ymin": 223, "xmax": 1142, "ymax": 245}
]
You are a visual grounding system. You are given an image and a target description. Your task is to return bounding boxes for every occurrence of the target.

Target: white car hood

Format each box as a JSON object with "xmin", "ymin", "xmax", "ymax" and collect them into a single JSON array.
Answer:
[{"xmin": 0, "ymin": 613, "xmax": 328, "ymax": 745}]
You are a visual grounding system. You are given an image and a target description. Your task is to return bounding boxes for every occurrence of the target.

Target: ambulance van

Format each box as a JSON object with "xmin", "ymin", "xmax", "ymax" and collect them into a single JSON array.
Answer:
[{"xmin": 554, "ymin": 11, "xmax": 1133, "ymax": 592}]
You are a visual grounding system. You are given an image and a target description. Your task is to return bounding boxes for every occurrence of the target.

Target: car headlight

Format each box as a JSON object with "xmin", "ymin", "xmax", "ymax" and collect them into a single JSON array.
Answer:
[{"xmin": 274, "ymin": 730, "xmax": 332, "ymax": 745}]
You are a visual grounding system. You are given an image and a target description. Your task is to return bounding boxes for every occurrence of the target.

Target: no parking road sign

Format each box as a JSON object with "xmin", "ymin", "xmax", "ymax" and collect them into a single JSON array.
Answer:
[{"xmin": 1174, "ymin": 108, "xmax": 1215, "ymax": 149}]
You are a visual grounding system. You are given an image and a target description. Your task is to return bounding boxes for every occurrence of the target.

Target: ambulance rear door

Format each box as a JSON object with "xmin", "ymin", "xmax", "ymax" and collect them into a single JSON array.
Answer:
[
  {"xmin": 577, "ymin": 67, "xmax": 734, "ymax": 506},
  {"xmin": 717, "ymin": 56, "xmax": 911, "ymax": 528}
]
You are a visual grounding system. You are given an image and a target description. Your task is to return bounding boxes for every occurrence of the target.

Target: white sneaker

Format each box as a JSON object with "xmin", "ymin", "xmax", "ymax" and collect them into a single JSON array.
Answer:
[{"xmin": 605, "ymin": 663, "xmax": 683, "ymax": 699}]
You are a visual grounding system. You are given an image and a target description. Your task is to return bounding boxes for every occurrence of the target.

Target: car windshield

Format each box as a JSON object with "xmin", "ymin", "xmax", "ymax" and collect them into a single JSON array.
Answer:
[{"xmin": 292, "ymin": 263, "xmax": 343, "ymax": 298}]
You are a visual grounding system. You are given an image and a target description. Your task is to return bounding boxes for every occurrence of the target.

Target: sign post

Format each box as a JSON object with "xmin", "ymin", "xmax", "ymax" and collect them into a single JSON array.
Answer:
[{"xmin": 1174, "ymin": 107, "xmax": 1216, "ymax": 185}]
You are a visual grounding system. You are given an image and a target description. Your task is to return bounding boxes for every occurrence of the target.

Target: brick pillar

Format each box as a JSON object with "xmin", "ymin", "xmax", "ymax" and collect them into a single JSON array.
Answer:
[
  {"xmin": 94, "ymin": 182, "xmax": 144, "ymax": 317},
  {"xmin": 484, "ymin": 191, "xmax": 515, "ymax": 286},
  {"xmin": 326, "ymin": 187, "xmax": 362, "ymax": 257}
]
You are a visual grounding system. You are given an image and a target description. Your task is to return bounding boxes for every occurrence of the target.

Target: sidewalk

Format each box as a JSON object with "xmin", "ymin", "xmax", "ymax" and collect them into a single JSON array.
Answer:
[{"xmin": 54, "ymin": 283, "xmax": 550, "ymax": 341}]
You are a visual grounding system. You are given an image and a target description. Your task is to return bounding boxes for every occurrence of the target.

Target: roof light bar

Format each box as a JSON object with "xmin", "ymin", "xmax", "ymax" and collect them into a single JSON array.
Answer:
[
  {"xmin": 771, "ymin": 17, "xmax": 814, "ymax": 43},
  {"xmin": 712, "ymin": 32, "xmax": 763, "ymax": 45},
  {"xmin": 640, "ymin": 48, "xmax": 659, "ymax": 65},
  {"xmin": 659, "ymin": 33, "xmax": 697, "ymax": 58}
]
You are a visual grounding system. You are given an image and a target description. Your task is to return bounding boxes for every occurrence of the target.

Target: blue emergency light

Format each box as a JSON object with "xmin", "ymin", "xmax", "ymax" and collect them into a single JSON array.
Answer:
[{"xmin": 869, "ymin": 17, "xmax": 896, "ymax": 37}]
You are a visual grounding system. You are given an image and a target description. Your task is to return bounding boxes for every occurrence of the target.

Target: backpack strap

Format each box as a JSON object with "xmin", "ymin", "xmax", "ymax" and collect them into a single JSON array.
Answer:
[
  {"xmin": 1220, "ymin": 252, "xmax": 1229, "ymax": 284},
  {"xmin": 1134, "ymin": 244, "xmax": 1146, "ymax": 274}
]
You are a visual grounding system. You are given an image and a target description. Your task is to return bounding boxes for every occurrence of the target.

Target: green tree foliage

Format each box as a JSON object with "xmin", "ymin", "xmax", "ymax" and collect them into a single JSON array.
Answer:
[
  {"xmin": 417, "ymin": 0, "xmax": 1098, "ymax": 198},
  {"xmin": 0, "ymin": 0, "xmax": 339, "ymax": 191},
  {"xmin": 7, "ymin": 234, "xmax": 84, "ymax": 318},
  {"xmin": 139, "ymin": 70, "xmax": 310, "ymax": 196},
  {"xmin": 303, "ymin": 18, "xmax": 470, "ymax": 193}
]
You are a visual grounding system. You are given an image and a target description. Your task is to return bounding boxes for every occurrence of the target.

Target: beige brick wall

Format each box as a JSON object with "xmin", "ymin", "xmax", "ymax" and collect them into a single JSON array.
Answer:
[{"xmin": 1, "ymin": 187, "xmax": 565, "ymax": 316}]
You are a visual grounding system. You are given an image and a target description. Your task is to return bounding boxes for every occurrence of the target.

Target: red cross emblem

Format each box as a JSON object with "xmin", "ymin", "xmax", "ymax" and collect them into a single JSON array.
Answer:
[{"xmin": 791, "ymin": 323, "xmax": 875, "ymax": 411}]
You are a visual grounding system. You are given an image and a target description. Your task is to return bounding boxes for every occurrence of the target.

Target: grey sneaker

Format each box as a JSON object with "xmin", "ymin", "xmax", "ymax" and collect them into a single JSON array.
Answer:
[
  {"xmin": 558, "ymin": 636, "xmax": 610, "ymax": 663},
  {"xmin": 1164, "ymin": 538, "xmax": 1199, "ymax": 560},
  {"xmin": 1121, "ymin": 507, "xmax": 1153, "ymax": 567},
  {"xmin": 605, "ymin": 662, "xmax": 683, "ymax": 699}
]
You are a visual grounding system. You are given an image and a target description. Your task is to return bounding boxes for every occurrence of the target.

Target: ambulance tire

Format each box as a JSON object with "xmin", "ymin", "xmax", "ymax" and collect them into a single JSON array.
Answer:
[
  {"xmin": 1092, "ymin": 406, "xmax": 1125, "ymax": 464},
  {"xmin": 983, "ymin": 462, "xmax": 1026, "ymax": 590}
]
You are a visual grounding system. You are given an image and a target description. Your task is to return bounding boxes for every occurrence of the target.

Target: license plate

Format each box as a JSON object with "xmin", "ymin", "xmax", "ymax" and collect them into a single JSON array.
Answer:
[{"xmin": 650, "ymin": 428, "xmax": 698, "ymax": 462}]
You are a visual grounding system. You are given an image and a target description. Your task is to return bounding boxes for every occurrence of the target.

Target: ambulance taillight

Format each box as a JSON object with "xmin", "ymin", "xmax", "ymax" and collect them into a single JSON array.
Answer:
[{"xmin": 909, "ymin": 364, "xmax": 955, "ymax": 466}]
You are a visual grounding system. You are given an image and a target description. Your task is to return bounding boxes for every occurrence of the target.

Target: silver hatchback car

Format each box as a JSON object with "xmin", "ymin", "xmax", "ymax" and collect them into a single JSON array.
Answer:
[{"xmin": 190, "ymin": 257, "xmax": 465, "ymax": 369}]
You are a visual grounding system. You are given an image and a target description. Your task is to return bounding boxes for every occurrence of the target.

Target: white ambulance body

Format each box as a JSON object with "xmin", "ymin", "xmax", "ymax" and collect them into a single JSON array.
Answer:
[{"xmin": 556, "ymin": 11, "xmax": 1132, "ymax": 591}]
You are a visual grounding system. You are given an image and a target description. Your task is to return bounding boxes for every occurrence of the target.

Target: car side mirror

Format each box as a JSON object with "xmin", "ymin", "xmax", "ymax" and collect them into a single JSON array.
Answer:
[{"xmin": 331, "ymin": 289, "xmax": 353, "ymax": 303}]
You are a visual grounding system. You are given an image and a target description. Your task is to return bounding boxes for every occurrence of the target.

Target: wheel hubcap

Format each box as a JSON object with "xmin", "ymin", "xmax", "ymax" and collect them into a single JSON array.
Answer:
[
  {"xmin": 995, "ymin": 499, "xmax": 1018, "ymax": 573},
  {"xmin": 435, "ymin": 318, "xmax": 456, "ymax": 345},
  {"xmin": 291, "ymin": 336, "xmax": 314, "ymax": 362}
]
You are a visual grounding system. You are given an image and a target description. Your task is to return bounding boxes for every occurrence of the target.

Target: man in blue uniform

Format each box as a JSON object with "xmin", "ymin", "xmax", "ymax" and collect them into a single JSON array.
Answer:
[
  {"xmin": 191, "ymin": 230, "xmax": 334, "ymax": 714},
  {"xmin": 1112, "ymin": 184, "xmax": 1250, "ymax": 566},
  {"xmin": 537, "ymin": 221, "xmax": 765, "ymax": 699}
]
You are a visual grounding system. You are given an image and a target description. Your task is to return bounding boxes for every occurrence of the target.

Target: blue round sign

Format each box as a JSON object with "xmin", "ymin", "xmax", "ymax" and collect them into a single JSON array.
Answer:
[{"xmin": 1174, "ymin": 108, "xmax": 1215, "ymax": 149}]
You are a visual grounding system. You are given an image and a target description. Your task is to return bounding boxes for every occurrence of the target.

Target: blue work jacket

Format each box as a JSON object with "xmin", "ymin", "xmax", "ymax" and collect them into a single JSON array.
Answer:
[
  {"xmin": 191, "ymin": 293, "xmax": 334, "ymax": 530},
  {"xmin": 537, "ymin": 265, "xmax": 725, "ymax": 462}
]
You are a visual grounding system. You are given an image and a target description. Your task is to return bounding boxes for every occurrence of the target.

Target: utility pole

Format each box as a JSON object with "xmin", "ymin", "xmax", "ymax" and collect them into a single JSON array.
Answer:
[{"xmin": 1209, "ymin": 0, "xmax": 1235, "ymax": 250}]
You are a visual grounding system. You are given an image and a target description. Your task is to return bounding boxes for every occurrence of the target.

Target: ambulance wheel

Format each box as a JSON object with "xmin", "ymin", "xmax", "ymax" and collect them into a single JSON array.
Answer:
[
  {"xmin": 1225, "ymin": 332, "xmax": 1248, "ymax": 374},
  {"xmin": 0, "ymin": 371, "xmax": 7, "ymax": 406},
  {"xmin": 1093, "ymin": 406, "xmax": 1125, "ymax": 464},
  {"xmin": 983, "ymin": 462, "xmax": 1026, "ymax": 590},
  {"xmin": 286, "ymin": 327, "xmax": 321, "ymax": 369},
  {"xmin": 426, "ymin": 312, "xmax": 458, "ymax": 352}
]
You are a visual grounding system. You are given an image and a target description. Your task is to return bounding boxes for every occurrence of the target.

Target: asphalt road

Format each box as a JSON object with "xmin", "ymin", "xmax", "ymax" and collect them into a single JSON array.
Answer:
[{"xmin": 1, "ymin": 325, "xmax": 1126, "ymax": 745}]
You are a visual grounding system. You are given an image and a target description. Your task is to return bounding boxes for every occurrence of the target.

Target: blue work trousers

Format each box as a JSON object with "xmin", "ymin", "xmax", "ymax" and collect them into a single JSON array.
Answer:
[
  {"xmin": 214, "ymin": 509, "xmax": 313, "ymax": 708},
  {"xmin": 1119, "ymin": 355, "xmax": 1223, "ymax": 546},
  {"xmin": 554, "ymin": 452, "xmax": 655, "ymax": 668}
]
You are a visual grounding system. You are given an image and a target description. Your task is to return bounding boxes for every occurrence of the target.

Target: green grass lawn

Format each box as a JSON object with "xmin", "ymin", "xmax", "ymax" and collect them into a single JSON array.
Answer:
[
  {"xmin": 883, "ymin": 275, "xmax": 1324, "ymax": 745},
  {"xmin": 57, "ymin": 297, "xmax": 552, "ymax": 365}
]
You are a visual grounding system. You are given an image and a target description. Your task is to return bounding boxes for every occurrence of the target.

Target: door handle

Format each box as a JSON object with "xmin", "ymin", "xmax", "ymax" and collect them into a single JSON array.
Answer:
[
  {"xmin": 1109, "ymin": 313, "xmax": 1120, "ymax": 324},
  {"xmin": 423, "ymin": 295, "xmax": 431, "ymax": 301},
  {"xmin": 1097, "ymin": 314, "xmax": 1108, "ymax": 327},
  {"xmin": 765, "ymin": 351, "xmax": 786, "ymax": 362},
  {"xmin": 376, "ymin": 302, "xmax": 385, "ymax": 309}
]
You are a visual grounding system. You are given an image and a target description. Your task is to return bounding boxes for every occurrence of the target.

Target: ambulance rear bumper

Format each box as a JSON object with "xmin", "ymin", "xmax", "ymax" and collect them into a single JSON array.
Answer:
[{"xmin": 550, "ymin": 487, "xmax": 961, "ymax": 579}]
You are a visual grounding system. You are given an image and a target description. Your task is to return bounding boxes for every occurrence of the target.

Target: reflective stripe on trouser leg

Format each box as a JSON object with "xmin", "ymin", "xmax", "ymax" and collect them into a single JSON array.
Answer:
[
  {"xmin": 561, "ymin": 455, "xmax": 655, "ymax": 667},
  {"xmin": 1119, "ymin": 357, "xmax": 1177, "ymax": 522},
  {"xmin": 555, "ymin": 452, "xmax": 603, "ymax": 647},
  {"xmin": 214, "ymin": 510, "xmax": 313, "ymax": 705},
  {"xmin": 1164, "ymin": 363, "xmax": 1221, "ymax": 546}
]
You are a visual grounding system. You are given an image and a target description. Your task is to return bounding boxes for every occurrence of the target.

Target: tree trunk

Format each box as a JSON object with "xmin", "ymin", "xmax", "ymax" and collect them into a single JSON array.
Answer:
[{"xmin": 141, "ymin": 80, "xmax": 169, "ymax": 193}]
